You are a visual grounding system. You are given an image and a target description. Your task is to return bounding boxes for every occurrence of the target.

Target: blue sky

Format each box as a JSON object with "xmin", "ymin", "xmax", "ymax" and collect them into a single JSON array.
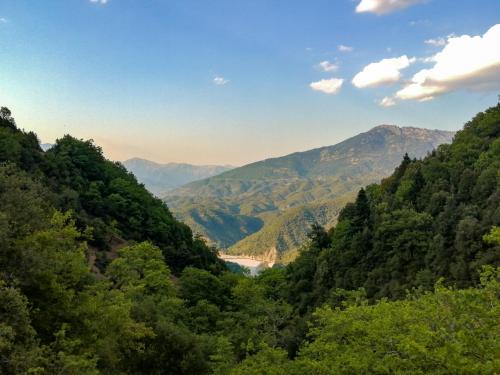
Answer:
[{"xmin": 0, "ymin": 0, "xmax": 499, "ymax": 165}]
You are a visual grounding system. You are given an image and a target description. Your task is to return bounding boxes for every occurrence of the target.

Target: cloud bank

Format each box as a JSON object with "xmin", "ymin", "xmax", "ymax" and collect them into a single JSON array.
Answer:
[
  {"xmin": 356, "ymin": 0, "xmax": 427, "ymax": 14},
  {"xmin": 352, "ymin": 55, "xmax": 414, "ymax": 88},
  {"xmin": 310, "ymin": 78, "xmax": 344, "ymax": 94},
  {"xmin": 396, "ymin": 24, "xmax": 500, "ymax": 102}
]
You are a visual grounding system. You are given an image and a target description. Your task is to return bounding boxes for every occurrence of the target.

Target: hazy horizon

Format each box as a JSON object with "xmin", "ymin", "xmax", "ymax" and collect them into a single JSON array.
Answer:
[{"xmin": 40, "ymin": 122, "xmax": 458, "ymax": 168}]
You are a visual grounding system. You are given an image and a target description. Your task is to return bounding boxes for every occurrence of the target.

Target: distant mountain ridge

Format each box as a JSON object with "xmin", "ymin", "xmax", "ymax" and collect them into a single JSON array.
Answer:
[
  {"xmin": 123, "ymin": 158, "xmax": 234, "ymax": 196},
  {"xmin": 40, "ymin": 143, "xmax": 54, "ymax": 151},
  {"xmin": 204, "ymin": 125, "xmax": 453, "ymax": 181},
  {"xmin": 165, "ymin": 125, "xmax": 455, "ymax": 261}
]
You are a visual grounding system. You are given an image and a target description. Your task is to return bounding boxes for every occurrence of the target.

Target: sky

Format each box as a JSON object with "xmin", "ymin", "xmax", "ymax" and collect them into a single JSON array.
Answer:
[{"xmin": 0, "ymin": 0, "xmax": 499, "ymax": 166}]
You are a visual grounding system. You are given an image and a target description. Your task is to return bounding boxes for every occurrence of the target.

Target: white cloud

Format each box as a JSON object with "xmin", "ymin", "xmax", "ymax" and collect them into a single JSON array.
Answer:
[
  {"xmin": 0, "ymin": 17, "xmax": 7, "ymax": 23},
  {"xmin": 213, "ymin": 76, "xmax": 229, "ymax": 85},
  {"xmin": 310, "ymin": 78, "xmax": 344, "ymax": 94},
  {"xmin": 424, "ymin": 37, "xmax": 446, "ymax": 47},
  {"xmin": 90, "ymin": 0, "xmax": 109, "ymax": 4},
  {"xmin": 379, "ymin": 96, "xmax": 396, "ymax": 107},
  {"xmin": 317, "ymin": 60, "xmax": 338, "ymax": 72},
  {"xmin": 396, "ymin": 24, "xmax": 500, "ymax": 102},
  {"xmin": 338, "ymin": 44, "xmax": 353, "ymax": 52},
  {"xmin": 352, "ymin": 55, "xmax": 414, "ymax": 88},
  {"xmin": 356, "ymin": 0, "xmax": 427, "ymax": 14}
]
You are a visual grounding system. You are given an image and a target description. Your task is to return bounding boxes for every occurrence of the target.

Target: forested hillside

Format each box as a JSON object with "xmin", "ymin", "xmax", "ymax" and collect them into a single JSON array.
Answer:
[
  {"xmin": 230, "ymin": 194, "xmax": 356, "ymax": 263},
  {"xmin": 165, "ymin": 125, "xmax": 454, "ymax": 260},
  {"xmin": 288, "ymin": 103, "xmax": 500, "ymax": 305},
  {"xmin": 0, "ymin": 107, "xmax": 223, "ymax": 274},
  {"xmin": 0, "ymin": 105, "xmax": 498, "ymax": 374}
]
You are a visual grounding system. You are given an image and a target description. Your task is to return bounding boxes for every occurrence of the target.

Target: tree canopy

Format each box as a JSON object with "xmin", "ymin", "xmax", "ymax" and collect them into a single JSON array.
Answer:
[{"xmin": 0, "ymin": 104, "xmax": 498, "ymax": 374}]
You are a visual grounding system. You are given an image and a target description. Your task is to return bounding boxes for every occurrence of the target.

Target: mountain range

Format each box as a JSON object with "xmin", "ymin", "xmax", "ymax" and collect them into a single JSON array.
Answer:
[
  {"xmin": 164, "ymin": 125, "xmax": 455, "ymax": 262},
  {"xmin": 40, "ymin": 143, "xmax": 54, "ymax": 151},
  {"xmin": 122, "ymin": 158, "xmax": 234, "ymax": 196}
]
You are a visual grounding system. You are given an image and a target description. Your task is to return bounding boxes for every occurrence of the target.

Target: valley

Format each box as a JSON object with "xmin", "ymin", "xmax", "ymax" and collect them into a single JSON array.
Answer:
[
  {"xmin": 164, "ymin": 125, "xmax": 455, "ymax": 262},
  {"xmin": 2, "ymin": 1, "xmax": 499, "ymax": 373},
  {"xmin": 1, "ymin": 102, "xmax": 498, "ymax": 375}
]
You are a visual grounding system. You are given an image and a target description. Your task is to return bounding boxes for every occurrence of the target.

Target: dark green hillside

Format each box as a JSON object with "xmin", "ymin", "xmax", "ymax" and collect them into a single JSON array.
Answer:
[
  {"xmin": 288, "ymin": 103, "xmax": 500, "ymax": 307},
  {"xmin": 0, "ymin": 104, "xmax": 498, "ymax": 374},
  {"xmin": 0, "ymin": 108, "xmax": 224, "ymax": 274},
  {"xmin": 166, "ymin": 125, "xmax": 455, "ymax": 259},
  {"xmin": 0, "ymin": 107, "xmax": 44, "ymax": 171}
]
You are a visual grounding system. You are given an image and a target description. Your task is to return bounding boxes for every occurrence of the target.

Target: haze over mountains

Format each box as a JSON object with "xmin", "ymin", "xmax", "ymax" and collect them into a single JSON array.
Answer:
[
  {"xmin": 164, "ymin": 125, "xmax": 455, "ymax": 261},
  {"xmin": 122, "ymin": 158, "xmax": 234, "ymax": 196}
]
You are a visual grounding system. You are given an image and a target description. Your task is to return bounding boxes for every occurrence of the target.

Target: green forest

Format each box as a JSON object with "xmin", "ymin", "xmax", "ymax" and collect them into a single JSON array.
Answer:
[{"xmin": 0, "ymin": 104, "xmax": 499, "ymax": 374}]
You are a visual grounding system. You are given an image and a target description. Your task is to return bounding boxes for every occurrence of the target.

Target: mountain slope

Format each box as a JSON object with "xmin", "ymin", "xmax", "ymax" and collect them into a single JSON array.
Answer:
[
  {"xmin": 123, "ymin": 157, "xmax": 233, "ymax": 196},
  {"xmin": 229, "ymin": 193, "xmax": 357, "ymax": 263},
  {"xmin": 165, "ymin": 125, "xmax": 455, "ymax": 259},
  {"xmin": 287, "ymin": 103, "xmax": 500, "ymax": 305},
  {"xmin": 213, "ymin": 125, "xmax": 453, "ymax": 181}
]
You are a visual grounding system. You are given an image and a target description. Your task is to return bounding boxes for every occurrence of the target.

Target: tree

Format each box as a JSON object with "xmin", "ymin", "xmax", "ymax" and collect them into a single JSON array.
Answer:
[
  {"xmin": 484, "ymin": 226, "xmax": 500, "ymax": 245},
  {"xmin": 293, "ymin": 267, "xmax": 500, "ymax": 375},
  {"xmin": 0, "ymin": 280, "xmax": 45, "ymax": 374},
  {"xmin": 107, "ymin": 242, "xmax": 175, "ymax": 300},
  {"xmin": 228, "ymin": 345, "xmax": 292, "ymax": 375},
  {"xmin": 180, "ymin": 267, "xmax": 231, "ymax": 307}
]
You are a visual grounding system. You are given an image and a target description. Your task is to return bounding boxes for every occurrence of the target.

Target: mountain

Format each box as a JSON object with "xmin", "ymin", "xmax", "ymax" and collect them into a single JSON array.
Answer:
[
  {"xmin": 287, "ymin": 103, "xmax": 500, "ymax": 305},
  {"xmin": 165, "ymin": 125, "xmax": 455, "ymax": 261},
  {"xmin": 122, "ymin": 157, "xmax": 233, "ymax": 196},
  {"xmin": 40, "ymin": 143, "xmax": 54, "ymax": 151}
]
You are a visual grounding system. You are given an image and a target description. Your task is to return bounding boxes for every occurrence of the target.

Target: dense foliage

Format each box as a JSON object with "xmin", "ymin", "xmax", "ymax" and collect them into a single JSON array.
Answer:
[
  {"xmin": 0, "ymin": 110, "xmax": 224, "ymax": 274},
  {"xmin": 0, "ymin": 105, "xmax": 498, "ymax": 374},
  {"xmin": 229, "ymin": 266, "xmax": 500, "ymax": 375}
]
